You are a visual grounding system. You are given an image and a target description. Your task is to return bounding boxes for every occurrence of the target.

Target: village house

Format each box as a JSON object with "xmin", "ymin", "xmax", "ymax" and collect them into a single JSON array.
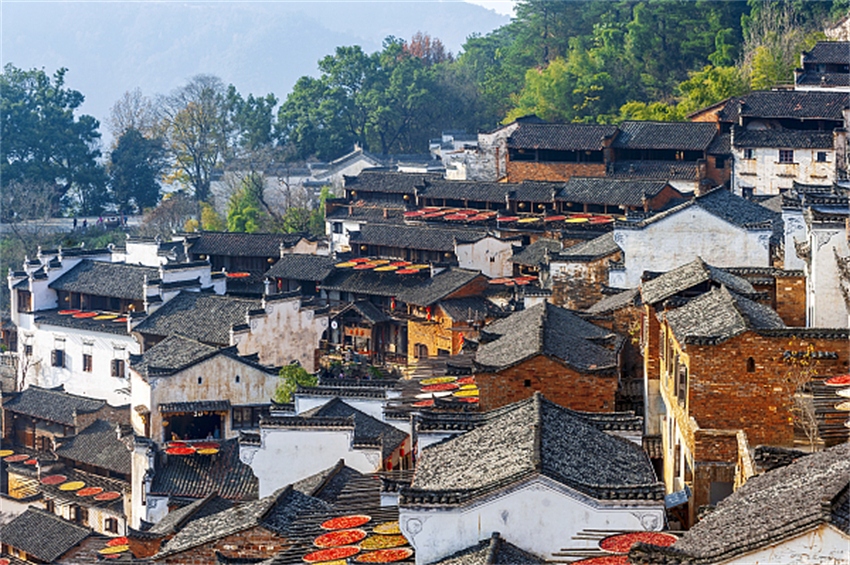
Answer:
[
  {"xmin": 642, "ymin": 280, "xmax": 849, "ymax": 525},
  {"xmin": 128, "ymin": 334, "xmax": 281, "ymax": 446},
  {"xmin": 0, "ymin": 507, "xmax": 108, "ymax": 564},
  {"xmin": 265, "ymin": 253, "xmax": 337, "ymax": 297},
  {"xmin": 631, "ymin": 443, "xmax": 850, "ymax": 564},
  {"xmin": 7, "ymin": 245, "xmax": 226, "ymax": 404},
  {"xmin": 474, "ymin": 301, "xmax": 624, "ymax": 412},
  {"xmin": 609, "ymin": 187, "xmax": 779, "ymax": 289},
  {"xmin": 794, "ymin": 41, "xmax": 850, "ymax": 92},
  {"xmin": 239, "ymin": 397, "xmax": 410, "ymax": 497},
  {"xmin": 320, "ymin": 266, "xmax": 488, "ymax": 363},
  {"xmin": 399, "ymin": 393, "xmax": 665, "ymax": 564},
  {"xmin": 549, "ymin": 232, "xmax": 623, "ymax": 310},
  {"xmin": 731, "ymin": 127, "xmax": 838, "ymax": 195},
  {"xmin": 132, "ymin": 289, "xmax": 329, "ymax": 372}
]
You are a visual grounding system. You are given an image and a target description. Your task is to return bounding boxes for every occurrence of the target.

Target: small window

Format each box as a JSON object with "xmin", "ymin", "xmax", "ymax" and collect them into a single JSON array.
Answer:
[
  {"xmin": 779, "ymin": 149, "xmax": 794, "ymax": 164},
  {"xmin": 82, "ymin": 354, "xmax": 93, "ymax": 373},
  {"xmin": 110, "ymin": 359, "xmax": 125, "ymax": 378},
  {"xmin": 45, "ymin": 499, "xmax": 55, "ymax": 514},
  {"xmin": 105, "ymin": 517, "xmax": 119, "ymax": 533},
  {"xmin": 51, "ymin": 349, "xmax": 65, "ymax": 368},
  {"xmin": 816, "ymin": 151, "xmax": 828, "ymax": 163},
  {"xmin": 332, "ymin": 222, "xmax": 343, "ymax": 234},
  {"xmin": 715, "ymin": 156, "xmax": 726, "ymax": 169},
  {"xmin": 235, "ymin": 375, "xmax": 240, "ymax": 384},
  {"xmin": 524, "ymin": 379, "xmax": 532, "ymax": 388},
  {"xmin": 198, "ymin": 376, "xmax": 203, "ymax": 385},
  {"xmin": 743, "ymin": 148, "xmax": 754, "ymax": 160},
  {"xmin": 24, "ymin": 344, "xmax": 33, "ymax": 356}
]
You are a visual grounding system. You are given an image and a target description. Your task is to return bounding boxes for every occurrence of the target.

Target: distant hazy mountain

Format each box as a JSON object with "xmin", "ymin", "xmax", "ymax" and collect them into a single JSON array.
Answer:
[{"xmin": 1, "ymin": 1, "xmax": 508, "ymax": 140}]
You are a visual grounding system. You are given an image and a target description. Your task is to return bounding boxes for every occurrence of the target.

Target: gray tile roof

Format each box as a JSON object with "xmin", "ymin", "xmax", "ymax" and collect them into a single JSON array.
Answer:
[
  {"xmin": 54, "ymin": 419, "xmax": 132, "ymax": 475},
  {"xmin": 131, "ymin": 335, "xmax": 221, "ymax": 378},
  {"xmin": 732, "ymin": 127, "xmax": 835, "ymax": 149},
  {"xmin": 290, "ymin": 460, "xmax": 364, "ymax": 504},
  {"xmin": 560, "ymin": 177, "xmax": 675, "ymax": 207},
  {"xmin": 347, "ymin": 300, "xmax": 393, "ymax": 324},
  {"xmin": 344, "ymin": 170, "xmax": 440, "ymax": 194},
  {"xmin": 584, "ymin": 288, "xmax": 641, "ymax": 315},
  {"xmin": 625, "ymin": 187, "xmax": 779, "ymax": 231},
  {"xmin": 265, "ymin": 254, "xmax": 336, "ymax": 282},
  {"xmin": 49, "ymin": 260, "xmax": 159, "ymax": 300},
  {"xmin": 718, "ymin": 90, "xmax": 850, "ymax": 122},
  {"xmin": 706, "ymin": 133, "xmax": 731, "ymax": 154},
  {"xmin": 321, "ymin": 267, "xmax": 482, "ymax": 307},
  {"xmin": 403, "ymin": 394, "xmax": 663, "ymax": 505},
  {"xmin": 150, "ymin": 438, "xmax": 259, "ymax": 501},
  {"xmin": 664, "ymin": 286, "xmax": 786, "ymax": 345},
  {"xmin": 613, "ymin": 121, "xmax": 719, "ymax": 151},
  {"xmin": 292, "ymin": 397, "xmax": 408, "ymax": 459},
  {"xmin": 475, "ymin": 302, "xmax": 621, "ymax": 372},
  {"xmin": 1, "ymin": 507, "xmax": 91, "ymax": 562},
  {"xmin": 511, "ymin": 238, "xmax": 561, "ymax": 267},
  {"xmin": 640, "ymin": 258, "xmax": 757, "ymax": 305},
  {"xmin": 185, "ymin": 231, "xmax": 307, "ymax": 258},
  {"xmin": 420, "ymin": 179, "xmax": 517, "ymax": 202},
  {"xmin": 802, "ymin": 41, "xmax": 850, "ymax": 65},
  {"xmin": 157, "ymin": 486, "xmax": 330, "ymax": 558},
  {"xmin": 350, "ymin": 223, "xmax": 488, "ymax": 252},
  {"xmin": 507, "ymin": 123, "xmax": 619, "ymax": 151},
  {"xmin": 556, "ymin": 232, "xmax": 620, "ymax": 261},
  {"xmin": 33, "ymin": 308, "xmax": 131, "ymax": 335},
  {"xmin": 439, "ymin": 296, "xmax": 499, "ymax": 323},
  {"xmin": 2, "ymin": 385, "xmax": 107, "ymax": 426},
  {"xmin": 631, "ymin": 443, "xmax": 850, "ymax": 564},
  {"xmin": 796, "ymin": 71, "xmax": 850, "ymax": 87},
  {"xmin": 608, "ymin": 160, "xmax": 699, "ymax": 180},
  {"xmin": 133, "ymin": 291, "xmax": 261, "ymax": 345},
  {"xmin": 431, "ymin": 532, "xmax": 545, "ymax": 565},
  {"xmin": 325, "ymin": 205, "xmax": 407, "ymax": 224},
  {"xmin": 148, "ymin": 492, "xmax": 234, "ymax": 535}
]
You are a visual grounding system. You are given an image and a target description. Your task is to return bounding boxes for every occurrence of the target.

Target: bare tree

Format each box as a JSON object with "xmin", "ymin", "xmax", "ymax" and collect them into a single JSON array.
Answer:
[
  {"xmin": 784, "ymin": 343, "xmax": 822, "ymax": 452},
  {"xmin": 137, "ymin": 194, "xmax": 199, "ymax": 238},
  {"xmin": 156, "ymin": 75, "xmax": 231, "ymax": 202},
  {"xmin": 106, "ymin": 88, "xmax": 157, "ymax": 141}
]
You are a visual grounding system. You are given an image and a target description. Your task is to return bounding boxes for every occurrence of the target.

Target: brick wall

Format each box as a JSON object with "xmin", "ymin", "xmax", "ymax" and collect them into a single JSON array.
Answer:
[
  {"xmin": 551, "ymin": 255, "xmax": 619, "ymax": 311},
  {"xmin": 505, "ymin": 161, "xmax": 606, "ymax": 183},
  {"xmin": 158, "ymin": 526, "xmax": 289, "ymax": 564},
  {"xmin": 774, "ymin": 275, "xmax": 807, "ymax": 327},
  {"xmin": 476, "ymin": 355, "xmax": 619, "ymax": 412},
  {"xmin": 685, "ymin": 331, "xmax": 849, "ymax": 448},
  {"xmin": 407, "ymin": 314, "xmax": 458, "ymax": 361}
]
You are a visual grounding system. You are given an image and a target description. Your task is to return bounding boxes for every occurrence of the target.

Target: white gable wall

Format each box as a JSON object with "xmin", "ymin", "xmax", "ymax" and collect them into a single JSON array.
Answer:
[
  {"xmin": 455, "ymin": 237, "xmax": 515, "ymax": 278},
  {"xmin": 611, "ymin": 207, "xmax": 771, "ymax": 288},
  {"xmin": 806, "ymin": 224, "xmax": 850, "ymax": 328},
  {"xmin": 240, "ymin": 427, "xmax": 382, "ymax": 498},
  {"xmin": 720, "ymin": 523, "xmax": 850, "ymax": 564},
  {"xmin": 400, "ymin": 475, "xmax": 664, "ymax": 565}
]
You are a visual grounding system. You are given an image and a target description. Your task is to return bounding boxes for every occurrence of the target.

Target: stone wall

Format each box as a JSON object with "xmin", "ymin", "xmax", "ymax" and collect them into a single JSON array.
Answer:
[{"xmin": 476, "ymin": 355, "xmax": 618, "ymax": 412}]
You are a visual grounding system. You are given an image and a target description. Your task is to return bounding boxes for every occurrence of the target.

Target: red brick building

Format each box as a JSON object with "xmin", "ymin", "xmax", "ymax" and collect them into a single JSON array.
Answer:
[
  {"xmin": 474, "ymin": 302, "xmax": 624, "ymax": 411},
  {"xmin": 643, "ymin": 283, "xmax": 849, "ymax": 525}
]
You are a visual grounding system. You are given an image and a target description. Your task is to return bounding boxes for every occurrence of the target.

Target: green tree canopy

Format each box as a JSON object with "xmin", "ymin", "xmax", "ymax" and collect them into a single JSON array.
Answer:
[
  {"xmin": 109, "ymin": 127, "xmax": 166, "ymax": 214},
  {"xmin": 226, "ymin": 172, "xmax": 269, "ymax": 233},
  {"xmin": 0, "ymin": 64, "xmax": 106, "ymax": 215},
  {"xmin": 274, "ymin": 362, "xmax": 317, "ymax": 403}
]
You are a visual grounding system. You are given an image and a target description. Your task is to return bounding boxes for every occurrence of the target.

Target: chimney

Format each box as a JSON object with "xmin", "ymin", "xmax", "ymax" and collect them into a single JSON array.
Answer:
[
  {"xmin": 383, "ymin": 208, "xmax": 389, "ymax": 219},
  {"xmin": 264, "ymin": 278, "xmax": 272, "ymax": 296}
]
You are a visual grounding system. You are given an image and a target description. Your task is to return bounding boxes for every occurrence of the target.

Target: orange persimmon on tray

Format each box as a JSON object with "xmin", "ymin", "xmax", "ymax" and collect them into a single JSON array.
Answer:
[
  {"xmin": 321, "ymin": 514, "xmax": 371, "ymax": 530},
  {"xmin": 825, "ymin": 374, "xmax": 850, "ymax": 386},
  {"xmin": 41, "ymin": 474, "xmax": 67, "ymax": 485},
  {"xmin": 354, "ymin": 548, "xmax": 414, "ymax": 563},
  {"xmin": 599, "ymin": 532, "xmax": 677, "ymax": 553},
  {"xmin": 303, "ymin": 546, "xmax": 360, "ymax": 563},
  {"xmin": 314, "ymin": 529, "xmax": 367, "ymax": 548}
]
